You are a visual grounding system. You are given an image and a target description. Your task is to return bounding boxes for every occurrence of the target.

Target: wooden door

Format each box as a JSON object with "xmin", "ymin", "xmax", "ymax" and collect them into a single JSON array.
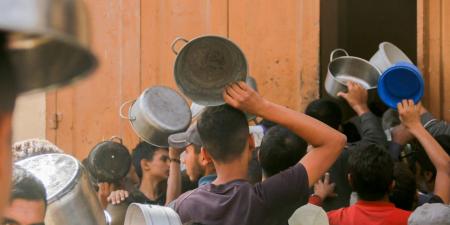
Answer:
[{"xmin": 46, "ymin": 0, "xmax": 320, "ymax": 159}]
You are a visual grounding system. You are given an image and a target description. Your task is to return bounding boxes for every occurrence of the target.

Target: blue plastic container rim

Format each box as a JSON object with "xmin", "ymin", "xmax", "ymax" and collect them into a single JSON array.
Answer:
[{"xmin": 377, "ymin": 62, "xmax": 424, "ymax": 109}]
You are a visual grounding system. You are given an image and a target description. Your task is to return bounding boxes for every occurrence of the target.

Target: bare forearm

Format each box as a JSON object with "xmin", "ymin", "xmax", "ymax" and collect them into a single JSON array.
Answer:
[
  {"xmin": 258, "ymin": 101, "xmax": 345, "ymax": 148},
  {"xmin": 410, "ymin": 126, "xmax": 450, "ymax": 171},
  {"xmin": 165, "ymin": 161, "xmax": 182, "ymax": 205}
]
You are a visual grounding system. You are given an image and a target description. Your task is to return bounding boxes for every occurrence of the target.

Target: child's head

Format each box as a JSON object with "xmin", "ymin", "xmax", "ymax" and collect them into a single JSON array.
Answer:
[{"xmin": 197, "ymin": 105, "xmax": 249, "ymax": 163}]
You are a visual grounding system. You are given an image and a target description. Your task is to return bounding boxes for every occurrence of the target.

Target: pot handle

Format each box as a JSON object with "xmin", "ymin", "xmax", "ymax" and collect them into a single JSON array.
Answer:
[
  {"xmin": 119, "ymin": 100, "xmax": 136, "ymax": 121},
  {"xmin": 171, "ymin": 37, "xmax": 189, "ymax": 55},
  {"xmin": 109, "ymin": 136, "xmax": 123, "ymax": 144},
  {"xmin": 330, "ymin": 49, "xmax": 349, "ymax": 61}
]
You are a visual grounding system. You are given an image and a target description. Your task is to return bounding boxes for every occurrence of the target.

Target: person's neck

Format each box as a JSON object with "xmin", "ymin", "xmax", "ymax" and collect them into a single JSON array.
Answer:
[
  {"xmin": 212, "ymin": 157, "xmax": 249, "ymax": 185},
  {"xmin": 203, "ymin": 164, "xmax": 216, "ymax": 176},
  {"xmin": 139, "ymin": 174, "xmax": 162, "ymax": 201},
  {"xmin": 360, "ymin": 194, "xmax": 391, "ymax": 203}
]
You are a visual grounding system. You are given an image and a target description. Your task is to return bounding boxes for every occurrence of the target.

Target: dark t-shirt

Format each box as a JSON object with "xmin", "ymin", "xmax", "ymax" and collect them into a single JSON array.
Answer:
[{"xmin": 171, "ymin": 164, "xmax": 310, "ymax": 225}]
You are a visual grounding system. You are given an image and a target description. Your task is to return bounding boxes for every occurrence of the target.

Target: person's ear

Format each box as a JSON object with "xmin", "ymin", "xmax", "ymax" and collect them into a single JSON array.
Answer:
[
  {"xmin": 248, "ymin": 134, "xmax": 255, "ymax": 152},
  {"xmin": 141, "ymin": 159, "xmax": 151, "ymax": 172},
  {"xmin": 424, "ymin": 171, "xmax": 434, "ymax": 183},
  {"xmin": 389, "ymin": 180, "xmax": 396, "ymax": 191},
  {"xmin": 347, "ymin": 174, "xmax": 353, "ymax": 187},
  {"xmin": 200, "ymin": 147, "xmax": 213, "ymax": 166}
]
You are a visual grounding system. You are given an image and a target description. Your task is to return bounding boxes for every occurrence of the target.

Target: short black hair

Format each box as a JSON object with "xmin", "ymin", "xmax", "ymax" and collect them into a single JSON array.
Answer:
[
  {"xmin": 131, "ymin": 142, "xmax": 167, "ymax": 179},
  {"xmin": 415, "ymin": 135, "xmax": 450, "ymax": 180},
  {"xmin": 197, "ymin": 105, "xmax": 249, "ymax": 163},
  {"xmin": 389, "ymin": 162, "xmax": 417, "ymax": 210},
  {"xmin": 259, "ymin": 125, "xmax": 307, "ymax": 177},
  {"xmin": 0, "ymin": 31, "xmax": 18, "ymax": 113},
  {"xmin": 348, "ymin": 143, "xmax": 394, "ymax": 201},
  {"xmin": 305, "ymin": 99, "xmax": 342, "ymax": 129},
  {"xmin": 11, "ymin": 166, "xmax": 47, "ymax": 207}
]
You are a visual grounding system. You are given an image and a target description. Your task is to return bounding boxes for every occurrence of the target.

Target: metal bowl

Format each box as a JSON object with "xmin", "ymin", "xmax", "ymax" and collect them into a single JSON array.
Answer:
[
  {"xmin": 0, "ymin": 0, "xmax": 97, "ymax": 93},
  {"xmin": 122, "ymin": 86, "xmax": 192, "ymax": 148},
  {"xmin": 172, "ymin": 35, "xmax": 247, "ymax": 106},
  {"xmin": 325, "ymin": 49, "xmax": 380, "ymax": 98}
]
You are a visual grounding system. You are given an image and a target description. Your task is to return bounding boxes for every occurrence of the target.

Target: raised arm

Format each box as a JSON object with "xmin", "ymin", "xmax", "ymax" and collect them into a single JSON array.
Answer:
[
  {"xmin": 165, "ymin": 147, "xmax": 183, "ymax": 205},
  {"xmin": 398, "ymin": 100, "xmax": 450, "ymax": 204},
  {"xmin": 224, "ymin": 82, "xmax": 346, "ymax": 186},
  {"xmin": 338, "ymin": 81, "xmax": 387, "ymax": 146}
]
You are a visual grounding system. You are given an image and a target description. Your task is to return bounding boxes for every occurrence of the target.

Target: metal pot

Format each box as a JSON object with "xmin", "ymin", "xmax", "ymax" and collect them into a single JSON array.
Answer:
[
  {"xmin": 120, "ymin": 86, "xmax": 191, "ymax": 147},
  {"xmin": 369, "ymin": 42, "xmax": 412, "ymax": 73},
  {"xmin": 15, "ymin": 154, "xmax": 107, "ymax": 225},
  {"xmin": 87, "ymin": 137, "xmax": 131, "ymax": 183},
  {"xmin": 189, "ymin": 75, "xmax": 258, "ymax": 121},
  {"xmin": 124, "ymin": 203, "xmax": 182, "ymax": 225},
  {"xmin": 325, "ymin": 49, "xmax": 380, "ymax": 98},
  {"xmin": 0, "ymin": 0, "xmax": 97, "ymax": 93},
  {"xmin": 171, "ymin": 35, "xmax": 248, "ymax": 106}
]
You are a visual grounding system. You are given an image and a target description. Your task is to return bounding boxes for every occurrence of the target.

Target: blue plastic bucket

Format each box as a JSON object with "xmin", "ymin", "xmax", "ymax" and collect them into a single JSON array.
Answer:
[{"xmin": 377, "ymin": 62, "xmax": 424, "ymax": 109}]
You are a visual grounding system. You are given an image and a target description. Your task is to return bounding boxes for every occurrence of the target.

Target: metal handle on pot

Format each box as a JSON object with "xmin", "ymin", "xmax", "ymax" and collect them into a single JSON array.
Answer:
[
  {"xmin": 119, "ymin": 100, "xmax": 136, "ymax": 121},
  {"xmin": 109, "ymin": 136, "xmax": 123, "ymax": 144},
  {"xmin": 171, "ymin": 37, "xmax": 189, "ymax": 55},
  {"xmin": 330, "ymin": 48, "xmax": 349, "ymax": 61}
]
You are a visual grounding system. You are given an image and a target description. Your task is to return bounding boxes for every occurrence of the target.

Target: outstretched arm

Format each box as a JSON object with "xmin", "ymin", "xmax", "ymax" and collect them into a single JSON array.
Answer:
[
  {"xmin": 224, "ymin": 82, "xmax": 346, "ymax": 186},
  {"xmin": 398, "ymin": 100, "xmax": 450, "ymax": 204}
]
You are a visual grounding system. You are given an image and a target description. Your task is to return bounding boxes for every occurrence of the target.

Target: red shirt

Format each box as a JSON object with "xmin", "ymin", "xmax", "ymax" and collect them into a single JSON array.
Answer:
[{"xmin": 327, "ymin": 200, "xmax": 411, "ymax": 225}]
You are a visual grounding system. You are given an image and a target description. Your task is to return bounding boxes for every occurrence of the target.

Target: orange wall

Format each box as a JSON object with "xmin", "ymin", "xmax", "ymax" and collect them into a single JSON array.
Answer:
[
  {"xmin": 46, "ymin": 0, "xmax": 320, "ymax": 158},
  {"xmin": 417, "ymin": 0, "xmax": 450, "ymax": 121},
  {"xmin": 46, "ymin": 0, "xmax": 450, "ymax": 159}
]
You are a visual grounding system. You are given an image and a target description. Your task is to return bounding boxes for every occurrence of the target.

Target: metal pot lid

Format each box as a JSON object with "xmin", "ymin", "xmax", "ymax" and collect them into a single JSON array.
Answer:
[
  {"xmin": 173, "ymin": 35, "xmax": 247, "ymax": 106},
  {"xmin": 0, "ymin": 0, "xmax": 97, "ymax": 94},
  {"xmin": 15, "ymin": 153, "xmax": 80, "ymax": 203},
  {"xmin": 136, "ymin": 86, "xmax": 191, "ymax": 133}
]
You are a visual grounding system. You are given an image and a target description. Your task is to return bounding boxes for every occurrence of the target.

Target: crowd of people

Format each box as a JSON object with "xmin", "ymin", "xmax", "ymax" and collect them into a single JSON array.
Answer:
[
  {"xmin": 1, "ymin": 31, "xmax": 450, "ymax": 225},
  {"xmin": 92, "ymin": 81, "xmax": 450, "ymax": 224}
]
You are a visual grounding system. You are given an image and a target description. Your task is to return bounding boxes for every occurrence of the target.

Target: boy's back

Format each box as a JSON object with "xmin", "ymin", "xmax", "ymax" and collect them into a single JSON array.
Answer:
[{"xmin": 172, "ymin": 164, "xmax": 309, "ymax": 225}]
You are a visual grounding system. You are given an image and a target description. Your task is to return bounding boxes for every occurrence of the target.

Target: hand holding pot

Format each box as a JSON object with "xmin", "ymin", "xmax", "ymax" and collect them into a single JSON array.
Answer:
[
  {"xmin": 108, "ymin": 190, "xmax": 129, "ymax": 205},
  {"xmin": 223, "ymin": 82, "xmax": 269, "ymax": 116},
  {"xmin": 337, "ymin": 81, "xmax": 369, "ymax": 116},
  {"xmin": 398, "ymin": 100, "xmax": 422, "ymax": 130}
]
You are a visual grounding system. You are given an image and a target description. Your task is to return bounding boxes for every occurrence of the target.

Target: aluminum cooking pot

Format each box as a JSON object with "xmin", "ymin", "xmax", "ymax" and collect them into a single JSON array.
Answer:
[
  {"xmin": 16, "ymin": 154, "xmax": 107, "ymax": 225},
  {"xmin": 87, "ymin": 137, "xmax": 131, "ymax": 183},
  {"xmin": 172, "ymin": 35, "xmax": 248, "ymax": 106},
  {"xmin": 0, "ymin": 0, "xmax": 97, "ymax": 93},
  {"xmin": 325, "ymin": 49, "xmax": 381, "ymax": 98},
  {"xmin": 369, "ymin": 42, "xmax": 412, "ymax": 73},
  {"xmin": 189, "ymin": 75, "xmax": 258, "ymax": 121},
  {"xmin": 120, "ymin": 86, "xmax": 191, "ymax": 147},
  {"xmin": 124, "ymin": 203, "xmax": 182, "ymax": 225}
]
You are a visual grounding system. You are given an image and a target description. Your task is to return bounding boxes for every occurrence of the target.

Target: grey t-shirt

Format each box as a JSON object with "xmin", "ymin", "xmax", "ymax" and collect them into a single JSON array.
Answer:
[{"xmin": 171, "ymin": 164, "xmax": 309, "ymax": 225}]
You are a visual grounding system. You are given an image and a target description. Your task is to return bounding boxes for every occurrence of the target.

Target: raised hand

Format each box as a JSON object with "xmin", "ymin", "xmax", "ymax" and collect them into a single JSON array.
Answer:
[
  {"xmin": 337, "ymin": 81, "xmax": 369, "ymax": 116},
  {"xmin": 223, "ymin": 81, "xmax": 269, "ymax": 116}
]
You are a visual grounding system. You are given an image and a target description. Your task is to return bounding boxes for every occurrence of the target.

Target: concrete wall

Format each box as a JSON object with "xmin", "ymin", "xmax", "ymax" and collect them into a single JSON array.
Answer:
[{"xmin": 12, "ymin": 92, "xmax": 46, "ymax": 142}]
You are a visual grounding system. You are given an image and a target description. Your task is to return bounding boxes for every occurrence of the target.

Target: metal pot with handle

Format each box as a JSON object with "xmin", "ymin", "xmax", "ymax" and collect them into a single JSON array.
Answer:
[
  {"xmin": 16, "ymin": 154, "xmax": 107, "ymax": 225},
  {"xmin": 120, "ymin": 86, "xmax": 191, "ymax": 147},
  {"xmin": 87, "ymin": 136, "xmax": 131, "ymax": 183},
  {"xmin": 0, "ymin": 0, "xmax": 97, "ymax": 94},
  {"xmin": 325, "ymin": 49, "xmax": 380, "ymax": 98},
  {"xmin": 171, "ymin": 35, "xmax": 248, "ymax": 106},
  {"xmin": 369, "ymin": 42, "xmax": 413, "ymax": 73}
]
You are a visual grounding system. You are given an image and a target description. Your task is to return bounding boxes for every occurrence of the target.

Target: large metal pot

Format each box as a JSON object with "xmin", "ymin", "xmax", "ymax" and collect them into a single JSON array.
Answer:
[
  {"xmin": 172, "ymin": 35, "xmax": 247, "ymax": 106},
  {"xmin": 189, "ymin": 75, "xmax": 258, "ymax": 121},
  {"xmin": 124, "ymin": 203, "xmax": 182, "ymax": 225},
  {"xmin": 87, "ymin": 137, "xmax": 131, "ymax": 183},
  {"xmin": 15, "ymin": 154, "xmax": 107, "ymax": 225},
  {"xmin": 325, "ymin": 49, "xmax": 381, "ymax": 98},
  {"xmin": 0, "ymin": 0, "xmax": 97, "ymax": 93},
  {"xmin": 369, "ymin": 42, "xmax": 412, "ymax": 73},
  {"xmin": 120, "ymin": 86, "xmax": 191, "ymax": 147}
]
